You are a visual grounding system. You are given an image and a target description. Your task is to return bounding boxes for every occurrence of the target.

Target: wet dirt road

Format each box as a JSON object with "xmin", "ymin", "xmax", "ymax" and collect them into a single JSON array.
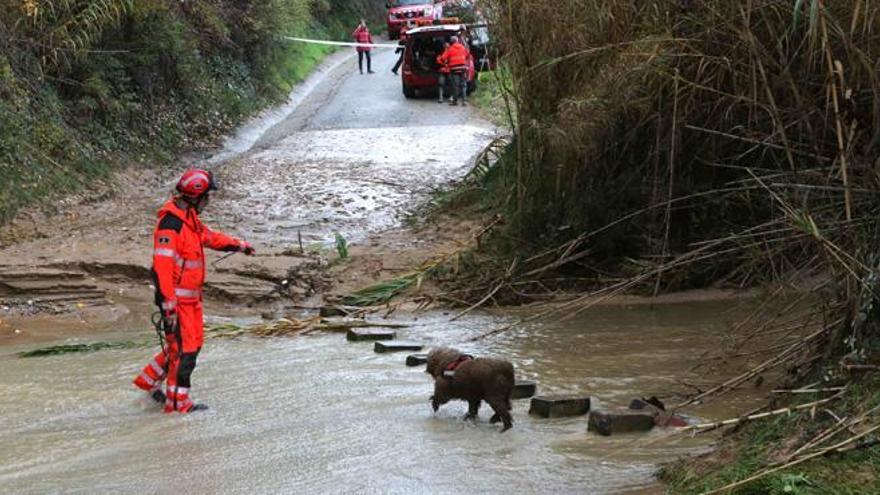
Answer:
[{"xmin": 212, "ymin": 47, "xmax": 498, "ymax": 246}]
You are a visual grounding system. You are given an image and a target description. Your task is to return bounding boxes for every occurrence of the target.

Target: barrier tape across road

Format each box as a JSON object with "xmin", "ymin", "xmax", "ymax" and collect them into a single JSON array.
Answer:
[{"xmin": 282, "ymin": 36, "xmax": 400, "ymax": 49}]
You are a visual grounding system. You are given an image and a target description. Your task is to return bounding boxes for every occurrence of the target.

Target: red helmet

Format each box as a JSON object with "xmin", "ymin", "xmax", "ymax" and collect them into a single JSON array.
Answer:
[{"xmin": 176, "ymin": 169, "xmax": 217, "ymax": 198}]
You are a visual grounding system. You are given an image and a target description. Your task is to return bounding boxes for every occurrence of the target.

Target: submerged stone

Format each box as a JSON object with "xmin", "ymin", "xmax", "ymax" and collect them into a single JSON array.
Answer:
[
  {"xmin": 589, "ymin": 409, "xmax": 655, "ymax": 436},
  {"xmin": 346, "ymin": 328, "xmax": 395, "ymax": 341},
  {"xmin": 512, "ymin": 380, "xmax": 537, "ymax": 399},
  {"xmin": 654, "ymin": 413, "xmax": 689, "ymax": 428},
  {"xmin": 628, "ymin": 397, "xmax": 667, "ymax": 414},
  {"xmin": 374, "ymin": 341, "xmax": 424, "ymax": 353},
  {"xmin": 528, "ymin": 395, "xmax": 591, "ymax": 418},
  {"xmin": 406, "ymin": 353, "xmax": 429, "ymax": 367}
]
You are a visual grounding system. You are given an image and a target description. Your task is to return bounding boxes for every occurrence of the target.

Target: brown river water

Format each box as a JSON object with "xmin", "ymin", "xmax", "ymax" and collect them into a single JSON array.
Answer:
[{"xmin": 0, "ymin": 301, "xmax": 764, "ymax": 494}]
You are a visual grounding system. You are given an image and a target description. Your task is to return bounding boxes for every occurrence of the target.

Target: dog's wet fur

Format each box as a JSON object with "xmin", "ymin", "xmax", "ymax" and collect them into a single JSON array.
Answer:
[{"xmin": 426, "ymin": 347, "xmax": 515, "ymax": 432}]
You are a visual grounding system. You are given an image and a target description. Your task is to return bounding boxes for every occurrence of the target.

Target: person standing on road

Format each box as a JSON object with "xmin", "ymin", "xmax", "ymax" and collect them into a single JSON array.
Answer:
[
  {"xmin": 352, "ymin": 19, "xmax": 374, "ymax": 75},
  {"xmin": 437, "ymin": 36, "xmax": 470, "ymax": 106},
  {"xmin": 133, "ymin": 169, "xmax": 255, "ymax": 413},
  {"xmin": 391, "ymin": 22, "xmax": 414, "ymax": 76}
]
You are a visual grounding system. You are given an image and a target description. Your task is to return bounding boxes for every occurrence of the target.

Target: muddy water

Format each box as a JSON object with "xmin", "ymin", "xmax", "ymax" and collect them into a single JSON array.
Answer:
[{"xmin": 0, "ymin": 301, "xmax": 763, "ymax": 494}]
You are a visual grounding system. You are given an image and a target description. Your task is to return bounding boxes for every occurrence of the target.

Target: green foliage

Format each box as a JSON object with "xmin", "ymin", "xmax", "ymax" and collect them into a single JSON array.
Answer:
[
  {"xmin": 661, "ymin": 376, "xmax": 880, "ymax": 493},
  {"xmin": 340, "ymin": 276, "xmax": 419, "ymax": 307},
  {"xmin": 334, "ymin": 232, "xmax": 349, "ymax": 259}
]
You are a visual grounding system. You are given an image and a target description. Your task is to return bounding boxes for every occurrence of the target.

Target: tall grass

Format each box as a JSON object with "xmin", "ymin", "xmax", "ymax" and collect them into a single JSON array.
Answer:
[
  {"xmin": 474, "ymin": 0, "xmax": 878, "ymax": 296},
  {"xmin": 469, "ymin": 1, "xmax": 880, "ymax": 486}
]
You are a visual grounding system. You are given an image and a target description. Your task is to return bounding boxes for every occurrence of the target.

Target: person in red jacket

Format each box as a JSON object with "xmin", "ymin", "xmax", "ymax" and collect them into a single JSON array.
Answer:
[
  {"xmin": 437, "ymin": 36, "xmax": 470, "ymax": 106},
  {"xmin": 133, "ymin": 169, "xmax": 254, "ymax": 413},
  {"xmin": 435, "ymin": 41, "xmax": 452, "ymax": 103},
  {"xmin": 352, "ymin": 19, "xmax": 374, "ymax": 75}
]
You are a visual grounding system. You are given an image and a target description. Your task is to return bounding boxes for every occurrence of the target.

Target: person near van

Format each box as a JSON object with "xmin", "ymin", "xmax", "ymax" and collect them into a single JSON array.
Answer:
[
  {"xmin": 352, "ymin": 19, "xmax": 374, "ymax": 74},
  {"xmin": 437, "ymin": 36, "xmax": 470, "ymax": 106},
  {"xmin": 435, "ymin": 42, "xmax": 452, "ymax": 103},
  {"xmin": 391, "ymin": 22, "xmax": 414, "ymax": 76}
]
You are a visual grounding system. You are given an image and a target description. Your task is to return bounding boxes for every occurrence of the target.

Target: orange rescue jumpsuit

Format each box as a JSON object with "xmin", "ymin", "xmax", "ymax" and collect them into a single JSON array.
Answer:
[{"xmin": 133, "ymin": 199, "xmax": 245, "ymax": 412}]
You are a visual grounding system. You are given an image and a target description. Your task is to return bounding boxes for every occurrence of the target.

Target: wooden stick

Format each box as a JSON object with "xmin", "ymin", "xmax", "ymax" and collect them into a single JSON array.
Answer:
[
  {"xmin": 771, "ymin": 387, "xmax": 846, "ymax": 394},
  {"xmin": 674, "ymin": 326, "xmax": 829, "ymax": 409},
  {"xmin": 685, "ymin": 393, "xmax": 844, "ymax": 432}
]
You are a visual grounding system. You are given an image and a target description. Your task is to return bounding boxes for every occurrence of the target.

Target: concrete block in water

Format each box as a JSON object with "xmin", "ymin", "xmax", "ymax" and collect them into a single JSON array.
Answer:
[
  {"xmin": 511, "ymin": 380, "xmax": 537, "ymax": 399},
  {"xmin": 406, "ymin": 353, "xmax": 429, "ymax": 367},
  {"xmin": 346, "ymin": 328, "xmax": 395, "ymax": 342},
  {"xmin": 374, "ymin": 341, "xmax": 424, "ymax": 353},
  {"xmin": 528, "ymin": 395, "xmax": 591, "ymax": 418},
  {"xmin": 589, "ymin": 409, "xmax": 655, "ymax": 436}
]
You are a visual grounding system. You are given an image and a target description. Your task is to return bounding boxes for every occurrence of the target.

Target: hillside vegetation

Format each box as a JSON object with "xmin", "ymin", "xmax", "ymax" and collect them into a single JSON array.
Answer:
[
  {"xmin": 467, "ymin": 1, "xmax": 880, "ymax": 492},
  {"xmin": 0, "ymin": 0, "xmax": 381, "ymax": 223}
]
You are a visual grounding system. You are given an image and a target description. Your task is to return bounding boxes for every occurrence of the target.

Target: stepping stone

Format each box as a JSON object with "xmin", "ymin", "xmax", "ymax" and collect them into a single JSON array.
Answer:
[
  {"xmin": 588, "ymin": 409, "xmax": 655, "ymax": 436},
  {"xmin": 375, "ymin": 341, "xmax": 424, "ymax": 353},
  {"xmin": 406, "ymin": 353, "xmax": 429, "ymax": 367},
  {"xmin": 529, "ymin": 395, "xmax": 591, "ymax": 418},
  {"xmin": 511, "ymin": 380, "xmax": 537, "ymax": 399},
  {"xmin": 628, "ymin": 397, "xmax": 665, "ymax": 414},
  {"xmin": 654, "ymin": 413, "xmax": 689, "ymax": 428},
  {"xmin": 321, "ymin": 305, "xmax": 357, "ymax": 317},
  {"xmin": 346, "ymin": 328, "xmax": 395, "ymax": 342}
]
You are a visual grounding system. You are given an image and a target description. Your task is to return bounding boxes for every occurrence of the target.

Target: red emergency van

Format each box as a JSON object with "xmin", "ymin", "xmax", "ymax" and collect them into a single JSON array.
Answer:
[{"xmin": 400, "ymin": 23, "xmax": 476, "ymax": 98}]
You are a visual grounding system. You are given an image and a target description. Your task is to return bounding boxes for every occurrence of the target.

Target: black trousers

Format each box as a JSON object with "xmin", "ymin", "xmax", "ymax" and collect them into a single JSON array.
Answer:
[
  {"xmin": 392, "ymin": 48, "xmax": 404, "ymax": 73},
  {"xmin": 358, "ymin": 51, "xmax": 372, "ymax": 73}
]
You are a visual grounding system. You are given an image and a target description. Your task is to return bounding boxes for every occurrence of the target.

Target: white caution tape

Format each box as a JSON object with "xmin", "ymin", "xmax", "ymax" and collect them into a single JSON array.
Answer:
[{"xmin": 282, "ymin": 36, "xmax": 400, "ymax": 49}]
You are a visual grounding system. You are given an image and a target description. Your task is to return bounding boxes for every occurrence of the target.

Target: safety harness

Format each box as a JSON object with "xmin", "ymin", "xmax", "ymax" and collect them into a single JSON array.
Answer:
[{"xmin": 445, "ymin": 354, "xmax": 474, "ymax": 371}]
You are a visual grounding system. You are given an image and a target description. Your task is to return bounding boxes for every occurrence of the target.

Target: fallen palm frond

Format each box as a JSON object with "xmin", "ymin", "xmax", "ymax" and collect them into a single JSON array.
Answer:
[
  {"xmin": 340, "ymin": 275, "xmax": 421, "ymax": 307},
  {"xmin": 19, "ymin": 340, "xmax": 142, "ymax": 357},
  {"xmin": 19, "ymin": 315, "xmax": 404, "ymax": 357}
]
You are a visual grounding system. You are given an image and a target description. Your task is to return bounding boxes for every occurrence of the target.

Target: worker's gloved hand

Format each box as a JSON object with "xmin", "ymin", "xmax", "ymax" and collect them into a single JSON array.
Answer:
[
  {"xmin": 162, "ymin": 310, "xmax": 178, "ymax": 333},
  {"xmin": 240, "ymin": 241, "xmax": 255, "ymax": 256}
]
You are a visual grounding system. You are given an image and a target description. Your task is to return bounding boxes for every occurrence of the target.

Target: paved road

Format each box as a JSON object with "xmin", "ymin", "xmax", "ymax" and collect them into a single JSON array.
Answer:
[{"xmin": 213, "ymin": 47, "xmax": 497, "ymax": 247}]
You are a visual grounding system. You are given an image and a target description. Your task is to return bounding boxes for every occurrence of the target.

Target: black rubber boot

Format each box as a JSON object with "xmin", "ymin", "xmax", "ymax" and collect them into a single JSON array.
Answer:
[{"xmin": 150, "ymin": 389, "xmax": 166, "ymax": 404}]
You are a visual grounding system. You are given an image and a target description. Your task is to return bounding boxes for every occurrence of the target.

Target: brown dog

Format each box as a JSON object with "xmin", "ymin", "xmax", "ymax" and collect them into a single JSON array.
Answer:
[{"xmin": 426, "ymin": 347, "xmax": 515, "ymax": 432}]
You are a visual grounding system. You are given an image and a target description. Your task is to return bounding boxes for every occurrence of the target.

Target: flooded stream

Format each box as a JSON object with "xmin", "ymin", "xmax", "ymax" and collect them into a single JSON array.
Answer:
[
  {"xmin": 0, "ymin": 301, "xmax": 764, "ymax": 494},
  {"xmin": 0, "ymin": 44, "xmax": 767, "ymax": 494}
]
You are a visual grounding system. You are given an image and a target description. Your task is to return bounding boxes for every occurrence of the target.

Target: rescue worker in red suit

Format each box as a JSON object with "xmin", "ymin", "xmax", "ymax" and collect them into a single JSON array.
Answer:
[
  {"xmin": 133, "ymin": 169, "xmax": 255, "ymax": 413},
  {"xmin": 435, "ymin": 41, "xmax": 452, "ymax": 103},
  {"xmin": 437, "ymin": 36, "xmax": 471, "ymax": 106}
]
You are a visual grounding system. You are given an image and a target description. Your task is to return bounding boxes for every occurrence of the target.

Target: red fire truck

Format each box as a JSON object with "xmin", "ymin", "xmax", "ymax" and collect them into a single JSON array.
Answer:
[{"xmin": 385, "ymin": 0, "xmax": 447, "ymax": 40}]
